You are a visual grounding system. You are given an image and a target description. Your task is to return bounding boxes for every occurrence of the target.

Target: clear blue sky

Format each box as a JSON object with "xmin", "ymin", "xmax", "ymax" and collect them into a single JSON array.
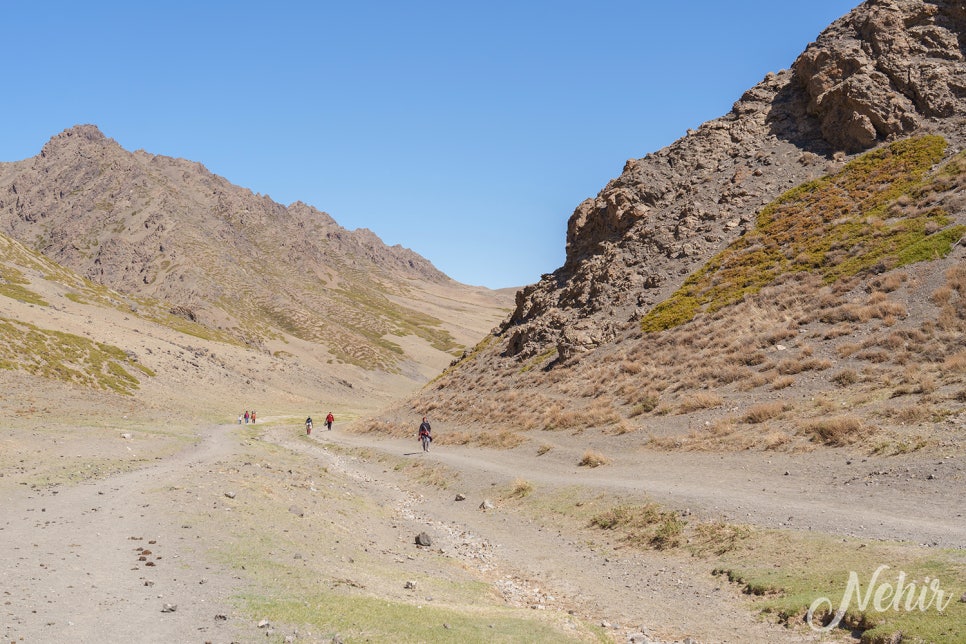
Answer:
[{"xmin": 1, "ymin": 1, "xmax": 859, "ymax": 288}]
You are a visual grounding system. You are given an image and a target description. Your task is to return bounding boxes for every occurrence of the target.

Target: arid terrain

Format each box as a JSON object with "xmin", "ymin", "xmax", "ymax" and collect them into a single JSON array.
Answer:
[
  {"xmin": 1, "ymin": 398, "xmax": 963, "ymax": 643},
  {"xmin": 2, "ymin": 1, "xmax": 966, "ymax": 642}
]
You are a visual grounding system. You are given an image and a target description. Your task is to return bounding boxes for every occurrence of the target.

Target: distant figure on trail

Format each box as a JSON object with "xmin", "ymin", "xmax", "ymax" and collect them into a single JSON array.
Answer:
[
  {"xmin": 418, "ymin": 417, "xmax": 432, "ymax": 452},
  {"xmin": 305, "ymin": 417, "xmax": 313, "ymax": 435},
  {"xmin": 238, "ymin": 414, "xmax": 243, "ymax": 424},
  {"xmin": 325, "ymin": 412, "xmax": 334, "ymax": 431},
  {"xmin": 251, "ymin": 411, "xmax": 256, "ymax": 423},
  {"xmin": 244, "ymin": 410, "xmax": 250, "ymax": 424}
]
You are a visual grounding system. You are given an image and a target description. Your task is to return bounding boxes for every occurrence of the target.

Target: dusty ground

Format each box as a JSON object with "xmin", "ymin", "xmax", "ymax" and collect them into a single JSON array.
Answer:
[{"xmin": 2, "ymin": 407, "xmax": 962, "ymax": 643}]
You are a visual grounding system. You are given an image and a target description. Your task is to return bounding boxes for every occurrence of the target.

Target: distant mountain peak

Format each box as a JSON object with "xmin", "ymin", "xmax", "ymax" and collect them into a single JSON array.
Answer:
[
  {"xmin": 40, "ymin": 124, "xmax": 112, "ymax": 159},
  {"xmin": 0, "ymin": 124, "xmax": 510, "ymax": 379}
]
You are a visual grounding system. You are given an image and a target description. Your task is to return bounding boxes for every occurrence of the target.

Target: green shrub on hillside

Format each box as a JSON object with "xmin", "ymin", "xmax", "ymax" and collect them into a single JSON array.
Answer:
[
  {"xmin": 643, "ymin": 136, "xmax": 965, "ymax": 333},
  {"xmin": 0, "ymin": 317, "xmax": 150, "ymax": 395}
]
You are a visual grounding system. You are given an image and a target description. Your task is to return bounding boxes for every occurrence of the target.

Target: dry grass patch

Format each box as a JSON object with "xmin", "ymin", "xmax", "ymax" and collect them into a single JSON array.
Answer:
[
  {"xmin": 475, "ymin": 430, "xmax": 526, "ymax": 449},
  {"xmin": 677, "ymin": 391, "xmax": 724, "ymax": 413},
  {"xmin": 589, "ymin": 503, "xmax": 754, "ymax": 555},
  {"xmin": 870, "ymin": 271, "xmax": 907, "ymax": 292},
  {"xmin": 399, "ymin": 460, "xmax": 458, "ymax": 489},
  {"xmin": 871, "ymin": 436, "xmax": 929, "ymax": 455},
  {"xmin": 625, "ymin": 390, "xmax": 660, "ymax": 416},
  {"xmin": 435, "ymin": 431, "xmax": 472, "ymax": 446},
  {"xmin": 690, "ymin": 521, "xmax": 753, "ymax": 556},
  {"xmin": 503, "ymin": 478, "xmax": 534, "ymax": 499},
  {"xmin": 647, "ymin": 419, "xmax": 771, "ymax": 452},
  {"xmin": 537, "ymin": 398, "xmax": 622, "ymax": 432},
  {"xmin": 799, "ymin": 415, "xmax": 871, "ymax": 447},
  {"xmin": 776, "ymin": 358, "xmax": 806, "ymax": 375},
  {"xmin": 578, "ymin": 450, "xmax": 609, "ymax": 468},
  {"xmin": 741, "ymin": 401, "xmax": 789, "ymax": 424},
  {"xmin": 589, "ymin": 503, "xmax": 686, "ymax": 550},
  {"xmin": 606, "ymin": 420, "xmax": 637, "ymax": 436},
  {"xmin": 770, "ymin": 375, "xmax": 795, "ymax": 390},
  {"xmin": 761, "ymin": 431, "xmax": 794, "ymax": 451},
  {"xmin": 944, "ymin": 350, "xmax": 966, "ymax": 372},
  {"xmin": 831, "ymin": 369, "xmax": 859, "ymax": 387},
  {"xmin": 736, "ymin": 372, "xmax": 770, "ymax": 391}
]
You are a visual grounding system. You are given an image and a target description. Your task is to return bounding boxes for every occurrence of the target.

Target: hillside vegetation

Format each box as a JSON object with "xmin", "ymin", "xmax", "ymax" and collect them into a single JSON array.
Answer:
[
  {"xmin": 642, "ymin": 136, "xmax": 964, "ymax": 332},
  {"xmin": 376, "ymin": 135, "xmax": 966, "ymax": 456}
]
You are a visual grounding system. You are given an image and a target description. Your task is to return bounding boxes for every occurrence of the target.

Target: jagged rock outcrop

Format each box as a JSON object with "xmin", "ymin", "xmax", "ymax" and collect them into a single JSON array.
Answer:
[
  {"xmin": 794, "ymin": 0, "xmax": 966, "ymax": 152},
  {"xmin": 500, "ymin": 0, "xmax": 966, "ymax": 362}
]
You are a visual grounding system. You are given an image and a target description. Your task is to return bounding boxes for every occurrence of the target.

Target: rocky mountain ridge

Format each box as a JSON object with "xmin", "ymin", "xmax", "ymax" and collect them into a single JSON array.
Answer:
[
  {"xmin": 368, "ymin": 0, "xmax": 966, "ymax": 452},
  {"xmin": 503, "ymin": 0, "xmax": 966, "ymax": 362},
  {"xmin": 0, "ymin": 125, "xmax": 512, "ymax": 376}
]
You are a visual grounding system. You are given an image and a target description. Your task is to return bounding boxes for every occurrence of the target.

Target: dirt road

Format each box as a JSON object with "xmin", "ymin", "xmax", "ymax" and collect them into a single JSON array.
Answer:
[
  {"xmin": 2, "ymin": 420, "xmax": 962, "ymax": 643},
  {"xmin": 0, "ymin": 425, "xmax": 255, "ymax": 643}
]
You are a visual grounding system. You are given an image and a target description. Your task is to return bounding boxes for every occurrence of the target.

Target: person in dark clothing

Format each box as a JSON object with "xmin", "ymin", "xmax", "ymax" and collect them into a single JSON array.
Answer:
[{"xmin": 418, "ymin": 417, "xmax": 432, "ymax": 452}]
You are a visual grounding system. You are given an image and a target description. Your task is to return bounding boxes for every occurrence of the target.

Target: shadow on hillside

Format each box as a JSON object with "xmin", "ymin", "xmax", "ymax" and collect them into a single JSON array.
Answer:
[{"xmin": 764, "ymin": 81, "xmax": 832, "ymax": 156}]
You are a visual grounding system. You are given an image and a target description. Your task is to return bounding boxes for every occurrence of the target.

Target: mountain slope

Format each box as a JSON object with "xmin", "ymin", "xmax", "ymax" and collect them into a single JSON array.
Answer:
[
  {"xmin": 0, "ymin": 125, "xmax": 512, "ymax": 380},
  {"xmin": 0, "ymin": 225, "xmax": 354, "ymax": 418},
  {"xmin": 501, "ymin": 0, "xmax": 966, "ymax": 363},
  {"xmin": 368, "ymin": 0, "xmax": 966, "ymax": 453}
]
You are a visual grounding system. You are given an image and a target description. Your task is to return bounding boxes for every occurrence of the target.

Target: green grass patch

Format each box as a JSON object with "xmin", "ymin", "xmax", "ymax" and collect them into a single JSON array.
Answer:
[
  {"xmin": 589, "ymin": 503, "xmax": 688, "ymax": 550},
  {"xmin": 0, "ymin": 262, "xmax": 49, "ymax": 305},
  {"xmin": 202, "ymin": 439, "xmax": 597, "ymax": 643},
  {"xmin": 0, "ymin": 280, "xmax": 48, "ymax": 306},
  {"xmin": 0, "ymin": 317, "xmax": 149, "ymax": 394},
  {"xmin": 642, "ymin": 136, "xmax": 966, "ymax": 332},
  {"xmin": 242, "ymin": 590, "xmax": 591, "ymax": 643},
  {"xmin": 711, "ymin": 530, "xmax": 966, "ymax": 643},
  {"xmin": 584, "ymin": 496, "xmax": 966, "ymax": 641}
]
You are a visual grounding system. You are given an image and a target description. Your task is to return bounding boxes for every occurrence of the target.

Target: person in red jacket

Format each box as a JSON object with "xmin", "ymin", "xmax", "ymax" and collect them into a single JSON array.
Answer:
[
  {"xmin": 418, "ymin": 417, "xmax": 432, "ymax": 452},
  {"xmin": 325, "ymin": 412, "xmax": 334, "ymax": 431}
]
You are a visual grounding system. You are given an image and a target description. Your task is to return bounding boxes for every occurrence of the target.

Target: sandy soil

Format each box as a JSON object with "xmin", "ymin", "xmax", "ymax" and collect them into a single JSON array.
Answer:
[{"xmin": 0, "ymin": 423, "xmax": 255, "ymax": 643}]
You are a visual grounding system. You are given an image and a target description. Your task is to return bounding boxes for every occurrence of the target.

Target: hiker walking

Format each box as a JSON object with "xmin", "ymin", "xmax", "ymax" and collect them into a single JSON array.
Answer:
[
  {"xmin": 325, "ymin": 412, "xmax": 334, "ymax": 431},
  {"xmin": 418, "ymin": 417, "xmax": 432, "ymax": 452},
  {"xmin": 305, "ymin": 417, "xmax": 313, "ymax": 435},
  {"xmin": 244, "ymin": 410, "xmax": 250, "ymax": 424}
]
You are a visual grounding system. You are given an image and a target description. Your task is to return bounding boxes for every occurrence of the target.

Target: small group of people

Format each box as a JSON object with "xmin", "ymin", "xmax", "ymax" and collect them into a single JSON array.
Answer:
[
  {"xmin": 238, "ymin": 410, "xmax": 257, "ymax": 424},
  {"xmin": 305, "ymin": 412, "xmax": 334, "ymax": 435},
  {"xmin": 301, "ymin": 411, "xmax": 433, "ymax": 451}
]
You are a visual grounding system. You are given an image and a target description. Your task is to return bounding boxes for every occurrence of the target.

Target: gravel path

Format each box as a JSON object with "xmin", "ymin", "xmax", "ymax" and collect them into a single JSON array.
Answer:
[
  {"xmin": 2, "ymin": 420, "xmax": 961, "ymax": 643},
  {"xmin": 0, "ymin": 425, "xmax": 255, "ymax": 643}
]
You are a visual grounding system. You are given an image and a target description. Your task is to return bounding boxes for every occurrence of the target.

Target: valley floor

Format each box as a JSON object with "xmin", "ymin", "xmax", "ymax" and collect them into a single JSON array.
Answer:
[{"xmin": 1, "ymin": 416, "xmax": 963, "ymax": 643}]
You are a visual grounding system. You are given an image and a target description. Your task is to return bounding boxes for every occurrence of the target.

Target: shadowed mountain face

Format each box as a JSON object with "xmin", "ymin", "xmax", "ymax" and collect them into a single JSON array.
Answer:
[
  {"xmin": 372, "ymin": 0, "xmax": 966, "ymax": 448},
  {"xmin": 0, "ymin": 125, "xmax": 512, "ymax": 374}
]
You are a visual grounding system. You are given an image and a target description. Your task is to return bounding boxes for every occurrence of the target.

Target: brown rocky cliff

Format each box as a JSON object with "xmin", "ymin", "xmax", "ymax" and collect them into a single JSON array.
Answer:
[
  {"xmin": 501, "ymin": 0, "xmax": 966, "ymax": 362},
  {"xmin": 794, "ymin": 0, "xmax": 966, "ymax": 152}
]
